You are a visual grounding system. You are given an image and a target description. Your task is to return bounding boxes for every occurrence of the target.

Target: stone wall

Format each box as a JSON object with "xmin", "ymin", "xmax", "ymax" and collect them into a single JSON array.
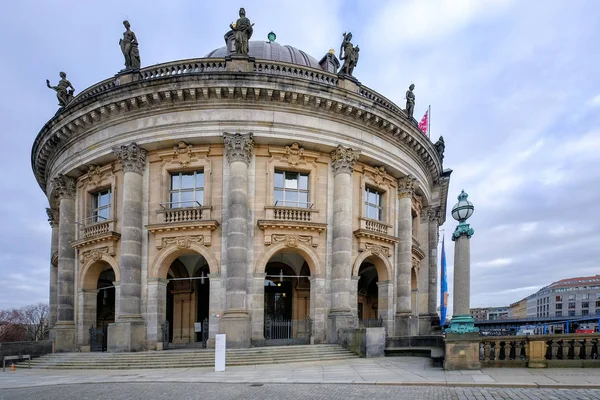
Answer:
[{"xmin": 338, "ymin": 327, "xmax": 385, "ymax": 358}]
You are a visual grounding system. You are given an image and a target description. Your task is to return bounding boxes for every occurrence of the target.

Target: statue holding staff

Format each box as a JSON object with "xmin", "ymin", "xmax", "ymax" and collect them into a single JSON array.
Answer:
[
  {"xmin": 229, "ymin": 8, "xmax": 253, "ymax": 55},
  {"xmin": 46, "ymin": 72, "xmax": 75, "ymax": 107},
  {"xmin": 339, "ymin": 32, "xmax": 359, "ymax": 76}
]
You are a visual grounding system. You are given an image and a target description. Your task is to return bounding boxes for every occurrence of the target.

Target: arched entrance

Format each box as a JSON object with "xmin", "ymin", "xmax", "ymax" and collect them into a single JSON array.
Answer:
[
  {"xmin": 78, "ymin": 259, "xmax": 119, "ymax": 351},
  {"xmin": 352, "ymin": 252, "xmax": 394, "ymax": 332},
  {"xmin": 165, "ymin": 254, "xmax": 210, "ymax": 346},
  {"xmin": 263, "ymin": 251, "xmax": 311, "ymax": 345}
]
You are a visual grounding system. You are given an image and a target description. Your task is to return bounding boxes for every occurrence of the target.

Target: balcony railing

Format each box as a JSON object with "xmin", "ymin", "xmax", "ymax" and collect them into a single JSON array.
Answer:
[
  {"xmin": 157, "ymin": 201, "xmax": 211, "ymax": 223},
  {"xmin": 265, "ymin": 203, "xmax": 315, "ymax": 222},
  {"xmin": 76, "ymin": 216, "xmax": 115, "ymax": 239},
  {"xmin": 359, "ymin": 217, "xmax": 391, "ymax": 235}
]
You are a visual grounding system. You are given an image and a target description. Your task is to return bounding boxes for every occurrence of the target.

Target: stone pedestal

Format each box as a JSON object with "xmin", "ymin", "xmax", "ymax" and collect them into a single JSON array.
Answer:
[
  {"xmin": 327, "ymin": 312, "xmax": 356, "ymax": 344},
  {"xmin": 444, "ymin": 333, "xmax": 481, "ymax": 370},
  {"xmin": 395, "ymin": 314, "xmax": 419, "ymax": 336},
  {"xmin": 107, "ymin": 320, "xmax": 146, "ymax": 352},
  {"xmin": 225, "ymin": 55, "xmax": 255, "ymax": 72},
  {"xmin": 219, "ymin": 311, "xmax": 251, "ymax": 348},
  {"xmin": 52, "ymin": 322, "xmax": 77, "ymax": 353},
  {"xmin": 528, "ymin": 340, "xmax": 548, "ymax": 368}
]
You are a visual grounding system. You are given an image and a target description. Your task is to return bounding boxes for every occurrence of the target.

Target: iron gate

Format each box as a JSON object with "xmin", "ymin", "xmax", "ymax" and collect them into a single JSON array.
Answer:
[
  {"xmin": 264, "ymin": 316, "xmax": 312, "ymax": 346},
  {"xmin": 162, "ymin": 320, "xmax": 170, "ymax": 350},
  {"xmin": 89, "ymin": 325, "xmax": 107, "ymax": 352}
]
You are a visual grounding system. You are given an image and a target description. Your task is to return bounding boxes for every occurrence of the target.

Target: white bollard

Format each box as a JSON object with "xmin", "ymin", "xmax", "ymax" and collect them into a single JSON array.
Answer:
[{"xmin": 215, "ymin": 334, "xmax": 226, "ymax": 372}]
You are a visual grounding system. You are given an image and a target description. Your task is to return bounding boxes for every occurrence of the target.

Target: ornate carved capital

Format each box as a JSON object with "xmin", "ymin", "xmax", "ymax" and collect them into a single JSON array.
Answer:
[
  {"xmin": 52, "ymin": 174, "xmax": 76, "ymax": 200},
  {"xmin": 46, "ymin": 207, "xmax": 59, "ymax": 227},
  {"xmin": 397, "ymin": 175, "xmax": 417, "ymax": 198},
  {"xmin": 113, "ymin": 142, "xmax": 147, "ymax": 174},
  {"xmin": 427, "ymin": 206, "xmax": 443, "ymax": 223},
  {"xmin": 223, "ymin": 132, "xmax": 254, "ymax": 165},
  {"xmin": 330, "ymin": 145, "xmax": 360, "ymax": 175},
  {"xmin": 285, "ymin": 142, "xmax": 305, "ymax": 168}
]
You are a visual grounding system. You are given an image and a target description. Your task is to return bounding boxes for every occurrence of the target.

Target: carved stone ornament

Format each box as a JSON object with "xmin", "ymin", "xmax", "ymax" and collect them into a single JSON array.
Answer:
[
  {"xmin": 428, "ymin": 206, "xmax": 443, "ymax": 223},
  {"xmin": 52, "ymin": 174, "xmax": 76, "ymax": 200},
  {"xmin": 412, "ymin": 257, "xmax": 420, "ymax": 271},
  {"xmin": 163, "ymin": 235, "xmax": 204, "ymax": 250},
  {"xmin": 87, "ymin": 165, "xmax": 103, "ymax": 189},
  {"xmin": 397, "ymin": 175, "xmax": 417, "ymax": 198},
  {"xmin": 373, "ymin": 166, "xmax": 386, "ymax": 185},
  {"xmin": 113, "ymin": 142, "xmax": 147, "ymax": 174},
  {"xmin": 365, "ymin": 242, "xmax": 389, "ymax": 257},
  {"xmin": 80, "ymin": 247, "xmax": 109, "ymax": 264},
  {"xmin": 223, "ymin": 132, "xmax": 254, "ymax": 165},
  {"xmin": 412, "ymin": 194, "xmax": 423, "ymax": 215},
  {"xmin": 285, "ymin": 142, "xmax": 305, "ymax": 168},
  {"xmin": 46, "ymin": 207, "xmax": 59, "ymax": 227},
  {"xmin": 272, "ymin": 234, "xmax": 312, "ymax": 248},
  {"xmin": 173, "ymin": 141, "xmax": 193, "ymax": 167},
  {"xmin": 330, "ymin": 145, "xmax": 360, "ymax": 175}
]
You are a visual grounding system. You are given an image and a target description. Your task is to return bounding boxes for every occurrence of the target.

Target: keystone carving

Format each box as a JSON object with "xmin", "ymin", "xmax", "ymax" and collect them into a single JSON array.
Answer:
[
  {"xmin": 330, "ymin": 145, "xmax": 360, "ymax": 175},
  {"xmin": 86, "ymin": 165, "xmax": 104, "ymax": 189},
  {"xmin": 173, "ymin": 141, "xmax": 193, "ymax": 167},
  {"xmin": 223, "ymin": 132, "xmax": 254, "ymax": 165},
  {"xmin": 80, "ymin": 247, "xmax": 109, "ymax": 264},
  {"xmin": 373, "ymin": 166, "xmax": 386, "ymax": 185},
  {"xmin": 272, "ymin": 234, "xmax": 312, "ymax": 248},
  {"xmin": 163, "ymin": 235, "xmax": 204, "ymax": 249},
  {"xmin": 113, "ymin": 142, "xmax": 147, "ymax": 174},
  {"xmin": 46, "ymin": 207, "xmax": 59, "ymax": 227},
  {"xmin": 365, "ymin": 242, "xmax": 389, "ymax": 257},
  {"xmin": 285, "ymin": 143, "xmax": 305, "ymax": 168},
  {"xmin": 52, "ymin": 174, "xmax": 76, "ymax": 200},
  {"xmin": 397, "ymin": 175, "xmax": 417, "ymax": 198}
]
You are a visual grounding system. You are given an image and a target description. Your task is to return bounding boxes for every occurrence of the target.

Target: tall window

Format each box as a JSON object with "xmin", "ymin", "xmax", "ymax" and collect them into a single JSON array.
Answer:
[
  {"xmin": 92, "ymin": 189, "xmax": 111, "ymax": 223},
  {"xmin": 364, "ymin": 187, "xmax": 383, "ymax": 221},
  {"xmin": 170, "ymin": 171, "xmax": 204, "ymax": 208},
  {"xmin": 274, "ymin": 171, "xmax": 309, "ymax": 208},
  {"xmin": 555, "ymin": 303, "xmax": 562, "ymax": 310},
  {"xmin": 555, "ymin": 295, "xmax": 562, "ymax": 302},
  {"xmin": 556, "ymin": 311, "xmax": 562, "ymax": 317}
]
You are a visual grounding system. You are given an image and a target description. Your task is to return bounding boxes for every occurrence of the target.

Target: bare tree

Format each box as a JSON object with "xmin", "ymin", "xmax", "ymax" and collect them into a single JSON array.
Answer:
[{"xmin": 0, "ymin": 303, "xmax": 49, "ymax": 342}]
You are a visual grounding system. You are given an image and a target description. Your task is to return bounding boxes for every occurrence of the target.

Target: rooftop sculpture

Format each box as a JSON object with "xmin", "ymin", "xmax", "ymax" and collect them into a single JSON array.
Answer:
[
  {"xmin": 338, "ymin": 32, "xmax": 359, "ymax": 77},
  {"xmin": 405, "ymin": 84, "xmax": 415, "ymax": 120},
  {"xmin": 229, "ymin": 8, "xmax": 254, "ymax": 55},
  {"xmin": 46, "ymin": 72, "xmax": 75, "ymax": 108},
  {"xmin": 119, "ymin": 20, "xmax": 141, "ymax": 70}
]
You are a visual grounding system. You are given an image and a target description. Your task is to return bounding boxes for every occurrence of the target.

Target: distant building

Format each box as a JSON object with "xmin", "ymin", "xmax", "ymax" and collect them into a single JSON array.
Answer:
[
  {"xmin": 524, "ymin": 275, "xmax": 600, "ymax": 318},
  {"xmin": 509, "ymin": 298, "xmax": 528, "ymax": 319},
  {"xmin": 470, "ymin": 307, "xmax": 488, "ymax": 321},
  {"xmin": 487, "ymin": 306, "xmax": 509, "ymax": 320}
]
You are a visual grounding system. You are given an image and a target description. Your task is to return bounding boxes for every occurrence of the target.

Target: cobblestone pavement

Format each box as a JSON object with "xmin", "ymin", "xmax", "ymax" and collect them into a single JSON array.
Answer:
[{"xmin": 1, "ymin": 383, "xmax": 600, "ymax": 400}]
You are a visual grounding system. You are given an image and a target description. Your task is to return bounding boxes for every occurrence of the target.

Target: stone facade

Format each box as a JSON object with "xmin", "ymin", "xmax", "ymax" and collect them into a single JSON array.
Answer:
[{"xmin": 33, "ymin": 44, "xmax": 450, "ymax": 351}]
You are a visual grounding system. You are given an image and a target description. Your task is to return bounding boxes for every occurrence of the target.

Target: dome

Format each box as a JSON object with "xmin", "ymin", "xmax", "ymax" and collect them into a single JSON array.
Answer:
[{"xmin": 205, "ymin": 41, "xmax": 322, "ymax": 69}]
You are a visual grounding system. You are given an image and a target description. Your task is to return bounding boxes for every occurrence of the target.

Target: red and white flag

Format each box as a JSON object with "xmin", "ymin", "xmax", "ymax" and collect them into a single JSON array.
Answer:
[{"xmin": 418, "ymin": 108, "xmax": 429, "ymax": 136}]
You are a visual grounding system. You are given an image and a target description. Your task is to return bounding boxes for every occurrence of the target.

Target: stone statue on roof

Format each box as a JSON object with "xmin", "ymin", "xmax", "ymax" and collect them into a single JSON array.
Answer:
[
  {"xmin": 405, "ymin": 84, "xmax": 415, "ymax": 120},
  {"xmin": 46, "ymin": 72, "xmax": 75, "ymax": 108},
  {"xmin": 230, "ymin": 8, "xmax": 254, "ymax": 55},
  {"xmin": 434, "ymin": 136, "xmax": 445, "ymax": 161},
  {"xmin": 120, "ymin": 20, "xmax": 141, "ymax": 70},
  {"xmin": 339, "ymin": 32, "xmax": 359, "ymax": 76}
]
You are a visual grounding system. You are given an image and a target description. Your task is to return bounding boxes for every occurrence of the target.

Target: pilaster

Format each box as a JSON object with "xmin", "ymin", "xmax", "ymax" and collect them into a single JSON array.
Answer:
[{"xmin": 47, "ymin": 207, "xmax": 59, "ymax": 329}]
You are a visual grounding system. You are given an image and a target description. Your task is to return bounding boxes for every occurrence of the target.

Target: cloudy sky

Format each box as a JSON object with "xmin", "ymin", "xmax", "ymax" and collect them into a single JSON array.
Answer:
[{"xmin": 0, "ymin": 0, "xmax": 598, "ymax": 314}]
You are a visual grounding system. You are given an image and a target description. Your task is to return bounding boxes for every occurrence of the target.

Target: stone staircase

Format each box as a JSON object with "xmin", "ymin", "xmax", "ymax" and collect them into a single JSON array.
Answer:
[{"xmin": 25, "ymin": 344, "xmax": 358, "ymax": 370}]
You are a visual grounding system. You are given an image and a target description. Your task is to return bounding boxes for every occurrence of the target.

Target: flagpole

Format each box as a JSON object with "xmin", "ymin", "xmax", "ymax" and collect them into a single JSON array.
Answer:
[{"xmin": 428, "ymin": 105, "xmax": 431, "ymax": 139}]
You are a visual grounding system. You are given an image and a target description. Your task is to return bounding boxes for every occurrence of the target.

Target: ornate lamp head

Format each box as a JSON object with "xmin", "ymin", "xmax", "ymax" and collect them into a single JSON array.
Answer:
[
  {"xmin": 267, "ymin": 31, "xmax": 276, "ymax": 43},
  {"xmin": 451, "ymin": 190, "xmax": 474, "ymax": 223}
]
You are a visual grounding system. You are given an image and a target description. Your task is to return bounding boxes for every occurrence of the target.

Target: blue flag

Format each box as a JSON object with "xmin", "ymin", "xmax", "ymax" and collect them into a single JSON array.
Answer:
[{"xmin": 440, "ymin": 236, "xmax": 448, "ymax": 326}]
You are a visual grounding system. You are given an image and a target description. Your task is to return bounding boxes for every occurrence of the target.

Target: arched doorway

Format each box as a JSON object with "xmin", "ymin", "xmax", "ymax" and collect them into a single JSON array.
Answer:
[
  {"xmin": 165, "ymin": 254, "xmax": 210, "ymax": 346},
  {"xmin": 263, "ymin": 252, "xmax": 311, "ymax": 345},
  {"xmin": 357, "ymin": 262, "xmax": 379, "ymax": 325},
  {"xmin": 79, "ymin": 260, "xmax": 118, "ymax": 351}
]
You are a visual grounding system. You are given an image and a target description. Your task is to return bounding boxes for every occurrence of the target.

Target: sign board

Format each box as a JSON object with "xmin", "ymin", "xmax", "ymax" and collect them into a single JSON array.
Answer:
[
  {"xmin": 194, "ymin": 322, "xmax": 202, "ymax": 333},
  {"xmin": 215, "ymin": 334, "xmax": 226, "ymax": 372}
]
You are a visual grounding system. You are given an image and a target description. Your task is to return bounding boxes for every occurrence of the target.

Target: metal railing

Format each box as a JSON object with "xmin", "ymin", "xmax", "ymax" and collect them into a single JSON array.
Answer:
[
  {"xmin": 264, "ymin": 316, "xmax": 312, "ymax": 345},
  {"xmin": 359, "ymin": 318, "xmax": 384, "ymax": 328}
]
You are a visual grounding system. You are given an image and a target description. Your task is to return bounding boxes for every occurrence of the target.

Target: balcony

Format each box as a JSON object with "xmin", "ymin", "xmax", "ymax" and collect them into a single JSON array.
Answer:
[
  {"xmin": 265, "ymin": 202, "xmax": 316, "ymax": 222},
  {"xmin": 258, "ymin": 203, "xmax": 325, "ymax": 248},
  {"xmin": 156, "ymin": 202, "xmax": 212, "ymax": 224},
  {"xmin": 72, "ymin": 216, "xmax": 120, "ymax": 255},
  {"xmin": 354, "ymin": 218, "xmax": 398, "ymax": 255}
]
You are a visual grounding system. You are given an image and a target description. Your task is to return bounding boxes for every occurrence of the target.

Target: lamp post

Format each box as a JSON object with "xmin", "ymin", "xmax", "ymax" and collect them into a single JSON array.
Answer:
[{"xmin": 446, "ymin": 190, "xmax": 478, "ymax": 334}]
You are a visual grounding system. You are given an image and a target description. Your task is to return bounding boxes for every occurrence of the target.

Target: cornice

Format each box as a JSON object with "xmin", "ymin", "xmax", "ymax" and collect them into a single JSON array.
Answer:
[
  {"xmin": 257, "ymin": 220, "xmax": 327, "ymax": 233},
  {"xmin": 32, "ymin": 59, "xmax": 444, "ymax": 194}
]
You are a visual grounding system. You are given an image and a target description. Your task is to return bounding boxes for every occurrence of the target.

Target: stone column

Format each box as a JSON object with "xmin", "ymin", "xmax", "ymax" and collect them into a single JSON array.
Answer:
[
  {"xmin": 219, "ymin": 132, "xmax": 254, "ymax": 348},
  {"xmin": 51, "ymin": 174, "xmax": 77, "ymax": 352},
  {"xmin": 395, "ymin": 176, "xmax": 417, "ymax": 336},
  {"xmin": 250, "ymin": 273, "xmax": 266, "ymax": 346},
  {"xmin": 146, "ymin": 278, "xmax": 167, "ymax": 350},
  {"xmin": 452, "ymin": 233, "xmax": 472, "ymax": 319},
  {"xmin": 327, "ymin": 145, "xmax": 360, "ymax": 343},
  {"xmin": 309, "ymin": 275, "xmax": 327, "ymax": 344},
  {"xmin": 208, "ymin": 273, "xmax": 224, "ymax": 348},
  {"xmin": 77, "ymin": 289, "xmax": 98, "ymax": 351},
  {"xmin": 427, "ymin": 207, "xmax": 441, "ymax": 327},
  {"xmin": 46, "ymin": 207, "xmax": 59, "ymax": 330},
  {"xmin": 377, "ymin": 280, "xmax": 394, "ymax": 334},
  {"xmin": 108, "ymin": 142, "xmax": 147, "ymax": 352}
]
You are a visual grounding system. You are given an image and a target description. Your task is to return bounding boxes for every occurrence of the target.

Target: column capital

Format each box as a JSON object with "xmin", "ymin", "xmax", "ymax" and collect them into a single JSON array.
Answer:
[
  {"xmin": 52, "ymin": 174, "xmax": 76, "ymax": 200},
  {"xmin": 46, "ymin": 207, "xmax": 59, "ymax": 227},
  {"xmin": 113, "ymin": 142, "xmax": 147, "ymax": 174},
  {"xmin": 397, "ymin": 175, "xmax": 417, "ymax": 198},
  {"xmin": 427, "ymin": 206, "xmax": 443, "ymax": 223},
  {"xmin": 452, "ymin": 221, "xmax": 474, "ymax": 241},
  {"xmin": 223, "ymin": 132, "xmax": 254, "ymax": 165},
  {"xmin": 330, "ymin": 145, "xmax": 360, "ymax": 175}
]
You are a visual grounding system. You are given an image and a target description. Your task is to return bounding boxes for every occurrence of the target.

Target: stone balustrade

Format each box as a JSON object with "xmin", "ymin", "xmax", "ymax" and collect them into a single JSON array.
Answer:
[
  {"xmin": 157, "ymin": 206, "xmax": 211, "ymax": 224},
  {"xmin": 254, "ymin": 61, "xmax": 338, "ymax": 86},
  {"xmin": 265, "ymin": 206, "xmax": 315, "ymax": 222},
  {"xmin": 359, "ymin": 217, "xmax": 392, "ymax": 236},
  {"xmin": 479, "ymin": 334, "xmax": 600, "ymax": 368},
  {"xmin": 359, "ymin": 87, "xmax": 401, "ymax": 114},
  {"xmin": 82, "ymin": 220, "xmax": 114, "ymax": 238}
]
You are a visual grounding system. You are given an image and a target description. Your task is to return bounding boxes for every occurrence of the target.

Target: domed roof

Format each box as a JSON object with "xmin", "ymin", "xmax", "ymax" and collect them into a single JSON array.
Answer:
[{"xmin": 205, "ymin": 41, "xmax": 322, "ymax": 69}]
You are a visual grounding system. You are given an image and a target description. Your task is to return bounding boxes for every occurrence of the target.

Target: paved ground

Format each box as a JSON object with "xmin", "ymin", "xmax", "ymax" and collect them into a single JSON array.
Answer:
[
  {"xmin": 1, "ymin": 382, "xmax": 600, "ymax": 400},
  {"xmin": 1, "ymin": 357, "xmax": 600, "ymax": 398}
]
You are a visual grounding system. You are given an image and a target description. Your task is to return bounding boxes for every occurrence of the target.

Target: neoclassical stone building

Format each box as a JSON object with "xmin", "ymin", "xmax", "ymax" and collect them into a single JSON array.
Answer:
[{"xmin": 34, "ymin": 38, "xmax": 450, "ymax": 352}]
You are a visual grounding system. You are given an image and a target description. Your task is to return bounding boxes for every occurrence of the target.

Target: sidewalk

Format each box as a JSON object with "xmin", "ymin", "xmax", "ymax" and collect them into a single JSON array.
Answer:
[{"xmin": 1, "ymin": 357, "xmax": 600, "ymax": 390}]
